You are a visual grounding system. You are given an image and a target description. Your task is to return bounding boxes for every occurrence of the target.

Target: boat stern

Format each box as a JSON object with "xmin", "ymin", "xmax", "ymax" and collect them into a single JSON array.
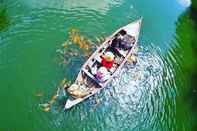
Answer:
[{"xmin": 64, "ymin": 99, "xmax": 73, "ymax": 109}]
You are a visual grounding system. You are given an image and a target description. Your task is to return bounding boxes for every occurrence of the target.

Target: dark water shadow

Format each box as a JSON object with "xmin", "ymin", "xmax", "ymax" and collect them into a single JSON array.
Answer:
[
  {"xmin": 0, "ymin": 2, "xmax": 9, "ymax": 32},
  {"xmin": 191, "ymin": 0, "xmax": 197, "ymax": 11},
  {"xmin": 189, "ymin": 7, "xmax": 197, "ymax": 131}
]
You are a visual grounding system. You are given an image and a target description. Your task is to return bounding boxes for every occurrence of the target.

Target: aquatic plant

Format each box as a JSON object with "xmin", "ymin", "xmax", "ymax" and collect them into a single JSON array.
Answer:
[
  {"xmin": 69, "ymin": 28, "xmax": 92, "ymax": 51},
  {"xmin": 57, "ymin": 28, "xmax": 95, "ymax": 67},
  {"xmin": 39, "ymin": 79, "xmax": 71, "ymax": 112}
]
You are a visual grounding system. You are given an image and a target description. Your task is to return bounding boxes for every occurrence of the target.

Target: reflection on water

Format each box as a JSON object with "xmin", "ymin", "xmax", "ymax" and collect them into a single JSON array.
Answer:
[
  {"xmin": 177, "ymin": 0, "xmax": 191, "ymax": 7},
  {"xmin": 20, "ymin": 0, "xmax": 124, "ymax": 13}
]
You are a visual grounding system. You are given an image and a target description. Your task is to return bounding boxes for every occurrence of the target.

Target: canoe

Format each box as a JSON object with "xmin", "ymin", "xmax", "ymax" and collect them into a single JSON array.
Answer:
[{"xmin": 64, "ymin": 18, "xmax": 142, "ymax": 110}]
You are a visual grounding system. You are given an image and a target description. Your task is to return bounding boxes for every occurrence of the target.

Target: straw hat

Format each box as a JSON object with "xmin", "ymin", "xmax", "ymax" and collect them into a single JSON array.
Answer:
[{"xmin": 104, "ymin": 51, "xmax": 114, "ymax": 62}]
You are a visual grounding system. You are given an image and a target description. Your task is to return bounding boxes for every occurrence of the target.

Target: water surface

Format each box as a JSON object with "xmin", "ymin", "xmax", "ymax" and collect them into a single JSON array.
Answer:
[{"xmin": 0, "ymin": 0, "xmax": 196, "ymax": 131}]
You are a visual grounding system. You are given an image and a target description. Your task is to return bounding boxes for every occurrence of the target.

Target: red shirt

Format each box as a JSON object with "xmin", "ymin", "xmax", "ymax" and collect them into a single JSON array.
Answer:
[{"xmin": 101, "ymin": 59, "xmax": 114, "ymax": 69}]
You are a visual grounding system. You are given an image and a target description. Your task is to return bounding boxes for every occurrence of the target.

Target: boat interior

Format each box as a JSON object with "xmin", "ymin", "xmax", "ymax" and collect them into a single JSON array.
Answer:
[
  {"xmin": 66, "ymin": 29, "xmax": 136, "ymax": 98},
  {"xmin": 79, "ymin": 29, "xmax": 136, "ymax": 87}
]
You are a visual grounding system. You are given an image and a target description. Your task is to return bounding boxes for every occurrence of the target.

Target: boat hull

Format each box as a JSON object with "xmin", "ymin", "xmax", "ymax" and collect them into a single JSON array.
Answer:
[{"xmin": 64, "ymin": 18, "xmax": 142, "ymax": 110}]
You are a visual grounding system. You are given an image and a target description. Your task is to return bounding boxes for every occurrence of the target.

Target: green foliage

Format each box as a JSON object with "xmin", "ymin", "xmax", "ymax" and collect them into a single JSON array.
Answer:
[
  {"xmin": 192, "ymin": 0, "xmax": 197, "ymax": 11},
  {"xmin": 176, "ymin": 12, "xmax": 197, "ymax": 71},
  {"xmin": 173, "ymin": 10, "xmax": 197, "ymax": 131}
]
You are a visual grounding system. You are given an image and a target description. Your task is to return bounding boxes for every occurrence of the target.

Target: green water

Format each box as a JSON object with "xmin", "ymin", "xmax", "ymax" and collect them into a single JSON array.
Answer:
[{"xmin": 0, "ymin": 0, "xmax": 197, "ymax": 131}]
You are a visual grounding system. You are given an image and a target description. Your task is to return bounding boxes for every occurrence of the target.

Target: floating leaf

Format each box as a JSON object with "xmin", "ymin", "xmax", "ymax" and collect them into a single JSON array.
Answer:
[
  {"xmin": 60, "ymin": 78, "xmax": 67, "ymax": 87},
  {"xmin": 63, "ymin": 59, "xmax": 70, "ymax": 64},
  {"xmin": 43, "ymin": 107, "xmax": 50, "ymax": 112},
  {"xmin": 62, "ymin": 41, "xmax": 69, "ymax": 48},
  {"xmin": 39, "ymin": 103, "xmax": 50, "ymax": 108},
  {"xmin": 35, "ymin": 91, "xmax": 44, "ymax": 97},
  {"xmin": 48, "ymin": 95, "xmax": 57, "ymax": 105}
]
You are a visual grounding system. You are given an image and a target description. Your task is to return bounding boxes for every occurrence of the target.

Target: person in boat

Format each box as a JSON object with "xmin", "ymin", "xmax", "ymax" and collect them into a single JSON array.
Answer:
[
  {"xmin": 96, "ymin": 66, "xmax": 110, "ymax": 83},
  {"xmin": 120, "ymin": 34, "xmax": 135, "ymax": 50},
  {"xmin": 110, "ymin": 35, "xmax": 123, "ymax": 57},
  {"xmin": 110, "ymin": 30, "xmax": 135, "ymax": 56},
  {"xmin": 101, "ymin": 51, "xmax": 115, "ymax": 69}
]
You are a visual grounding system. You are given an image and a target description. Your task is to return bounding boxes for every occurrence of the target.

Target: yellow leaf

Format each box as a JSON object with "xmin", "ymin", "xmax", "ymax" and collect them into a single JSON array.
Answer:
[{"xmin": 43, "ymin": 107, "xmax": 50, "ymax": 112}]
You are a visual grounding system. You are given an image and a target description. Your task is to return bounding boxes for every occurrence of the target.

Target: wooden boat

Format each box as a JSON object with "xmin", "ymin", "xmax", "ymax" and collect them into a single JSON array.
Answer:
[{"xmin": 64, "ymin": 18, "xmax": 142, "ymax": 110}]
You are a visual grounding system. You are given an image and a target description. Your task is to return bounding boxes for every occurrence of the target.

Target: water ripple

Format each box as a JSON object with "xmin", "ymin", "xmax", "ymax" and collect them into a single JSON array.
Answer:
[
  {"xmin": 0, "ymin": 1, "xmax": 183, "ymax": 130},
  {"xmin": 0, "ymin": 7, "xmax": 108, "ymax": 70},
  {"xmin": 51, "ymin": 46, "xmax": 177, "ymax": 131}
]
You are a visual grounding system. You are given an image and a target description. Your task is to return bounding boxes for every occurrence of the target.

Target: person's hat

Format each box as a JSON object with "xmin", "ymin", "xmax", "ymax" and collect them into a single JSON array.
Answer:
[{"xmin": 104, "ymin": 51, "xmax": 114, "ymax": 62}]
